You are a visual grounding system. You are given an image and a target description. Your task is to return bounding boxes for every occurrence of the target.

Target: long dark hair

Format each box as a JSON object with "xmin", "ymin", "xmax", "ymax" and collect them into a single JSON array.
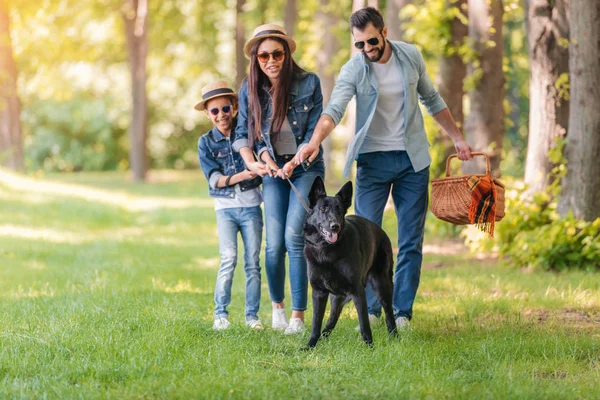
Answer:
[{"xmin": 247, "ymin": 37, "xmax": 307, "ymax": 148}]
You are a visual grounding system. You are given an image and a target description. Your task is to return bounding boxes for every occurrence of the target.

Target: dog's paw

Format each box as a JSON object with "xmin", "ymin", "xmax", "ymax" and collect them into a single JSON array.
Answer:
[
  {"xmin": 321, "ymin": 329, "xmax": 332, "ymax": 338},
  {"xmin": 300, "ymin": 344, "xmax": 315, "ymax": 351}
]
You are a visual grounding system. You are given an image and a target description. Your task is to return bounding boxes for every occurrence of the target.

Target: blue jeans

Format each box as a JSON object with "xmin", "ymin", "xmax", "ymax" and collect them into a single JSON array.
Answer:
[
  {"xmin": 214, "ymin": 206, "xmax": 263, "ymax": 321},
  {"xmin": 262, "ymin": 159, "xmax": 325, "ymax": 311},
  {"xmin": 355, "ymin": 151, "xmax": 429, "ymax": 320}
]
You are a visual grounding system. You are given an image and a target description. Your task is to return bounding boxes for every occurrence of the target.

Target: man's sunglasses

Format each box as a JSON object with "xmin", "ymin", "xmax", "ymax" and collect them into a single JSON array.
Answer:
[
  {"xmin": 209, "ymin": 105, "xmax": 232, "ymax": 115},
  {"xmin": 354, "ymin": 37, "xmax": 380, "ymax": 50},
  {"xmin": 257, "ymin": 50, "xmax": 285, "ymax": 63}
]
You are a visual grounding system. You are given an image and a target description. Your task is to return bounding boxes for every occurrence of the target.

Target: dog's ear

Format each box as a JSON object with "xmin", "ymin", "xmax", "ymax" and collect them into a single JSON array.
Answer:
[
  {"xmin": 308, "ymin": 176, "xmax": 326, "ymax": 208},
  {"xmin": 335, "ymin": 181, "xmax": 353, "ymax": 210}
]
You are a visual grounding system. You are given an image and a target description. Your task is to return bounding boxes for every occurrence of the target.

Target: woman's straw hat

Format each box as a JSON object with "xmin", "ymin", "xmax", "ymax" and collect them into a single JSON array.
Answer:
[
  {"xmin": 244, "ymin": 24, "xmax": 296, "ymax": 59},
  {"xmin": 194, "ymin": 81, "xmax": 237, "ymax": 111}
]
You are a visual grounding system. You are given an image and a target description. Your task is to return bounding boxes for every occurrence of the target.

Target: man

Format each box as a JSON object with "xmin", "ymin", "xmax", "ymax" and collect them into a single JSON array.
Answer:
[{"xmin": 295, "ymin": 7, "xmax": 473, "ymax": 329}]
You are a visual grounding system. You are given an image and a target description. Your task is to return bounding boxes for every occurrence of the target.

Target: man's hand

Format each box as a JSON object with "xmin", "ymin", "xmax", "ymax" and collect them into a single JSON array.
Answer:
[
  {"xmin": 454, "ymin": 138, "xmax": 473, "ymax": 161},
  {"xmin": 294, "ymin": 142, "xmax": 319, "ymax": 165},
  {"xmin": 246, "ymin": 161, "xmax": 268, "ymax": 177}
]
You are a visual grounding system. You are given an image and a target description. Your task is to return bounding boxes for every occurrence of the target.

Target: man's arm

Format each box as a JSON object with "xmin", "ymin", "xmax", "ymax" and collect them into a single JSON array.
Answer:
[{"xmin": 432, "ymin": 108, "xmax": 473, "ymax": 161}]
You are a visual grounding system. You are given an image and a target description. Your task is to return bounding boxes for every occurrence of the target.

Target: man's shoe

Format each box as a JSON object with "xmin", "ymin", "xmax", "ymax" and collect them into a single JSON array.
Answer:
[
  {"xmin": 395, "ymin": 316, "xmax": 410, "ymax": 329},
  {"xmin": 246, "ymin": 318, "xmax": 263, "ymax": 329},
  {"xmin": 284, "ymin": 318, "xmax": 305, "ymax": 335},
  {"xmin": 272, "ymin": 308, "xmax": 289, "ymax": 330},
  {"xmin": 212, "ymin": 317, "xmax": 230, "ymax": 330},
  {"xmin": 355, "ymin": 314, "xmax": 380, "ymax": 331}
]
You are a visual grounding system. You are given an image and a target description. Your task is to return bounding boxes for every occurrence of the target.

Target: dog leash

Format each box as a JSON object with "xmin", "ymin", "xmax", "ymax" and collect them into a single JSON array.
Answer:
[{"xmin": 270, "ymin": 168, "xmax": 310, "ymax": 212}]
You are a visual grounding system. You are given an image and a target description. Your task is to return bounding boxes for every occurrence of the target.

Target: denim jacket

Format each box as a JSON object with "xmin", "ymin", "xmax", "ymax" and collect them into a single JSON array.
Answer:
[
  {"xmin": 198, "ymin": 124, "xmax": 261, "ymax": 199},
  {"xmin": 323, "ymin": 40, "xmax": 448, "ymax": 177},
  {"xmin": 232, "ymin": 71, "xmax": 324, "ymax": 170}
]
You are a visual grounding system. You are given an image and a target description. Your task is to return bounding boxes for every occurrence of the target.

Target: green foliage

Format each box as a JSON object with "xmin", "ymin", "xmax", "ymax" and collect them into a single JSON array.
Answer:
[
  {"xmin": 22, "ymin": 94, "xmax": 128, "ymax": 172},
  {"xmin": 463, "ymin": 140, "xmax": 600, "ymax": 271}
]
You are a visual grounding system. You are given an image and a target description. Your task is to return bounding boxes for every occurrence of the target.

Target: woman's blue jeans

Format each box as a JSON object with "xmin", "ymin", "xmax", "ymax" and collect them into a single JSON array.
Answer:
[
  {"xmin": 262, "ymin": 159, "xmax": 325, "ymax": 311},
  {"xmin": 355, "ymin": 151, "xmax": 429, "ymax": 320},
  {"xmin": 214, "ymin": 206, "xmax": 263, "ymax": 321}
]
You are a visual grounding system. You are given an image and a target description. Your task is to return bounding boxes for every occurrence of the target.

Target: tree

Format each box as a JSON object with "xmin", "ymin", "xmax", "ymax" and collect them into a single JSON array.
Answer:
[
  {"xmin": 235, "ymin": 0, "xmax": 247, "ymax": 90},
  {"xmin": 284, "ymin": 0, "xmax": 296, "ymax": 38},
  {"xmin": 122, "ymin": 0, "xmax": 148, "ymax": 182},
  {"xmin": 523, "ymin": 0, "xmax": 569, "ymax": 193},
  {"xmin": 464, "ymin": 0, "xmax": 505, "ymax": 176},
  {"xmin": 559, "ymin": 1, "xmax": 600, "ymax": 221},
  {"xmin": 385, "ymin": 0, "xmax": 412, "ymax": 41},
  {"xmin": 435, "ymin": 0, "xmax": 468, "ymax": 174},
  {"xmin": 0, "ymin": 0, "xmax": 23, "ymax": 171}
]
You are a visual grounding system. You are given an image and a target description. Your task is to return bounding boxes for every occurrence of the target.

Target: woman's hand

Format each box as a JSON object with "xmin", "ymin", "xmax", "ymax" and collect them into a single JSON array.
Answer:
[
  {"xmin": 277, "ymin": 159, "xmax": 297, "ymax": 179},
  {"xmin": 260, "ymin": 153, "xmax": 279, "ymax": 177},
  {"xmin": 246, "ymin": 161, "xmax": 268, "ymax": 177}
]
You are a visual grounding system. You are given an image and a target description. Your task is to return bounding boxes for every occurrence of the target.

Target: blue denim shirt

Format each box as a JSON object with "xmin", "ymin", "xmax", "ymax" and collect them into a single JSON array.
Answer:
[
  {"xmin": 232, "ymin": 71, "xmax": 324, "ymax": 170},
  {"xmin": 323, "ymin": 40, "xmax": 448, "ymax": 177},
  {"xmin": 198, "ymin": 124, "xmax": 261, "ymax": 199}
]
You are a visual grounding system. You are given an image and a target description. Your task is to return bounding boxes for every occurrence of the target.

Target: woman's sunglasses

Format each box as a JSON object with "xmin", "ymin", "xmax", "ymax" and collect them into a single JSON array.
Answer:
[
  {"xmin": 209, "ymin": 105, "xmax": 232, "ymax": 115},
  {"xmin": 354, "ymin": 37, "xmax": 380, "ymax": 50},
  {"xmin": 257, "ymin": 50, "xmax": 285, "ymax": 63}
]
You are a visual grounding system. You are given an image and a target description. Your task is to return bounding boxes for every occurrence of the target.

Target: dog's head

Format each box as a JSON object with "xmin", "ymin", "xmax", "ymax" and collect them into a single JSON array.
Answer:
[{"xmin": 305, "ymin": 177, "xmax": 352, "ymax": 245}]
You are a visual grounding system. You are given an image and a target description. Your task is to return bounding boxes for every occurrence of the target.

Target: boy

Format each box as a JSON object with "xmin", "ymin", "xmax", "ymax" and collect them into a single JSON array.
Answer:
[{"xmin": 196, "ymin": 81, "xmax": 264, "ymax": 330}]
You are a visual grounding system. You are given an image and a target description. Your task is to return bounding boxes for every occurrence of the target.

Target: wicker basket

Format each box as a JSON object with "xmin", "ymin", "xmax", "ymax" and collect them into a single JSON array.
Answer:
[{"xmin": 431, "ymin": 152, "xmax": 505, "ymax": 225}]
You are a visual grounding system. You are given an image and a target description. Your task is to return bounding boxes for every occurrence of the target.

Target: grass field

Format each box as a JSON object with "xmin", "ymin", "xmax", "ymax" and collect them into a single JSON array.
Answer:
[{"xmin": 1, "ymin": 169, "xmax": 599, "ymax": 399}]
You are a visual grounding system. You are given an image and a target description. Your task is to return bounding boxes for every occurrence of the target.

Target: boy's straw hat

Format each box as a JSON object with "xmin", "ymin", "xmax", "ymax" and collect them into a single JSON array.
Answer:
[
  {"xmin": 244, "ymin": 24, "xmax": 296, "ymax": 59},
  {"xmin": 194, "ymin": 81, "xmax": 237, "ymax": 111}
]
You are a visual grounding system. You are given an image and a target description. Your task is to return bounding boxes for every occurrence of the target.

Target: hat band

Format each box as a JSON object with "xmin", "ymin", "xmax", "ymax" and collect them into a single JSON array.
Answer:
[
  {"xmin": 254, "ymin": 29, "xmax": 286, "ymax": 38},
  {"xmin": 202, "ymin": 87, "xmax": 234, "ymax": 100}
]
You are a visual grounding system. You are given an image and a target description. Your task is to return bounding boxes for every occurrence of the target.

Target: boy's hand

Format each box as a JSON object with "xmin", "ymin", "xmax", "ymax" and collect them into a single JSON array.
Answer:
[
  {"xmin": 242, "ymin": 170, "xmax": 258, "ymax": 180},
  {"xmin": 247, "ymin": 161, "xmax": 268, "ymax": 177}
]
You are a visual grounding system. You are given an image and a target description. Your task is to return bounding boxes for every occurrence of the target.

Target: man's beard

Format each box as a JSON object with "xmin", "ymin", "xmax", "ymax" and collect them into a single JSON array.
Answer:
[{"xmin": 363, "ymin": 39, "xmax": 386, "ymax": 62}]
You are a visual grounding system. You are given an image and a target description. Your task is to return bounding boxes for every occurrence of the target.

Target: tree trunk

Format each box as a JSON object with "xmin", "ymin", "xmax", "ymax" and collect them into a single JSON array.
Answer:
[
  {"xmin": 316, "ymin": 0, "xmax": 340, "ymax": 176},
  {"xmin": 0, "ymin": 1, "xmax": 23, "ymax": 171},
  {"xmin": 235, "ymin": 0, "xmax": 247, "ymax": 90},
  {"xmin": 284, "ymin": 0, "xmax": 296, "ymax": 38},
  {"xmin": 523, "ymin": 0, "xmax": 569, "ymax": 193},
  {"xmin": 123, "ymin": 0, "xmax": 148, "ymax": 182},
  {"xmin": 434, "ymin": 0, "xmax": 467, "ymax": 176},
  {"xmin": 559, "ymin": 1, "xmax": 600, "ymax": 221},
  {"xmin": 464, "ymin": 0, "xmax": 505, "ymax": 177},
  {"xmin": 367, "ymin": 0, "xmax": 378, "ymax": 8},
  {"xmin": 385, "ymin": 0, "xmax": 412, "ymax": 41}
]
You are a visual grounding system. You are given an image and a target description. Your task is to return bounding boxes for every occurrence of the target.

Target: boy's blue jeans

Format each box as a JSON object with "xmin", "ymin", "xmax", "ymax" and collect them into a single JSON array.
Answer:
[
  {"xmin": 214, "ymin": 206, "xmax": 263, "ymax": 321},
  {"xmin": 262, "ymin": 159, "xmax": 325, "ymax": 311},
  {"xmin": 355, "ymin": 151, "xmax": 429, "ymax": 320}
]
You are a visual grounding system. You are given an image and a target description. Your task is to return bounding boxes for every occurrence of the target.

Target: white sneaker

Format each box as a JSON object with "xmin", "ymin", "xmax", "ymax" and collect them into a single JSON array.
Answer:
[
  {"xmin": 395, "ymin": 316, "xmax": 410, "ymax": 329},
  {"xmin": 212, "ymin": 317, "xmax": 230, "ymax": 330},
  {"xmin": 246, "ymin": 318, "xmax": 263, "ymax": 329},
  {"xmin": 272, "ymin": 308, "xmax": 289, "ymax": 330},
  {"xmin": 284, "ymin": 317, "xmax": 305, "ymax": 335},
  {"xmin": 355, "ymin": 314, "xmax": 380, "ymax": 331}
]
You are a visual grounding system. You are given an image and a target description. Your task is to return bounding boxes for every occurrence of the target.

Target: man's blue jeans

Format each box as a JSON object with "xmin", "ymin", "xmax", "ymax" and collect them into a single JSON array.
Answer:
[
  {"xmin": 214, "ymin": 206, "xmax": 263, "ymax": 321},
  {"xmin": 262, "ymin": 160, "xmax": 325, "ymax": 311},
  {"xmin": 355, "ymin": 151, "xmax": 429, "ymax": 320}
]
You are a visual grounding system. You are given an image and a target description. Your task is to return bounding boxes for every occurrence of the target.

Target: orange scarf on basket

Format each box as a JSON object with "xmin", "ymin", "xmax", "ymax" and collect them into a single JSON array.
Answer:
[{"xmin": 466, "ymin": 175, "xmax": 496, "ymax": 237}]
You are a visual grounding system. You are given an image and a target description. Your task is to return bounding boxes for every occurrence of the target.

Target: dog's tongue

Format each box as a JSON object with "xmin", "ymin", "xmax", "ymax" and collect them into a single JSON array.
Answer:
[{"xmin": 326, "ymin": 231, "xmax": 338, "ymax": 243}]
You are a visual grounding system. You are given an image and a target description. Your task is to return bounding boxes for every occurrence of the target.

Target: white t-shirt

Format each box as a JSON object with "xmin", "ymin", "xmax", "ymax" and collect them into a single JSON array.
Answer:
[{"xmin": 360, "ymin": 55, "xmax": 406, "ymax": 154}]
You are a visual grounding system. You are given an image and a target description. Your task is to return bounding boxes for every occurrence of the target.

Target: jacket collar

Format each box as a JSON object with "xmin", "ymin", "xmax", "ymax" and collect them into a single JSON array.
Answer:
[{"xmin": 209, "ymin": 118, "xmax": 236, "ymax": 142}]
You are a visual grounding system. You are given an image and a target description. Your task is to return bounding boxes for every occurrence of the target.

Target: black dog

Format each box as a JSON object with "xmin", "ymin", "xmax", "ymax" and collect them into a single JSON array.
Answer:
[{"xmin": 304, "ymin": 177, "xmax": 396, "ymax": 348}]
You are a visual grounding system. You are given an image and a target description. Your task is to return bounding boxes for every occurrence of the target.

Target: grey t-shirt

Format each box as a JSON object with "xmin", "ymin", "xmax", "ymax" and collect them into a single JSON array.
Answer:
[
  {"xmin": 273, "ymin": 118, "xmax": 298, "ymax": 156},
  {"xmin": 360, "ymin": 55, "xmax": 406, "ymax": 154}
]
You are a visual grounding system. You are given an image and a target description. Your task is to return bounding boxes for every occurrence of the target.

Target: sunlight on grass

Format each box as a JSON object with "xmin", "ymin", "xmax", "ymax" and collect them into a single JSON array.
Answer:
[
  {"xmin": 183, "ymin": 256, "xmax": 219, "ymax": 270},
  {"xmin": 0, "ymin": 224, "xmax": 93, "ymax": 244},
  {"xmin": 151, "ymin": 278, "xmax": 210, "ymax": 294},
  {"xmin": 0, "ymin": 169, "xmax": 213, "ymax": 211},
  {"xmin": 10, "ymin": 283, "xmax": 56, "ymax": 299}
]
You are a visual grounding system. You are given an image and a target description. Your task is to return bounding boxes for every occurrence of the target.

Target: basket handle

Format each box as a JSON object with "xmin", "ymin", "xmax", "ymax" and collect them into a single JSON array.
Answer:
[{"xmin": 445, "ymin": 152, "xmax": 491, "ymax": 177}]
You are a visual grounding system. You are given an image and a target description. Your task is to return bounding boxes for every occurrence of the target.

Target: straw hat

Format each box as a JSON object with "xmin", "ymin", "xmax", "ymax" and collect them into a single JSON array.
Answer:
[
  {"xmin": 244, "ymin": 24, "xmax": 297, "ymax": 59},
  {"xmin": 194, "ymin": 81, "xmax": 237, "ymax": 111}
]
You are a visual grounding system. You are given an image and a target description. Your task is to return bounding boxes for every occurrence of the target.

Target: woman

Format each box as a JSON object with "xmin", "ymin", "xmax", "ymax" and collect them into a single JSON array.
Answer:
[{"xmin": 232, "ymin": 24, "xmax": 325, "ymax": 334}]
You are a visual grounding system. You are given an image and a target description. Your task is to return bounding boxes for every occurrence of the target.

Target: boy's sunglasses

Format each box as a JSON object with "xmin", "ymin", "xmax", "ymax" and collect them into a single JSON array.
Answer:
[
  {"xmin": 209, "ymin": 105, "xmax": 232, "ymax": 115},
  {"xmin": 354, "ymin": 37, "xmax": 380, "ymax": 50},
  {"xmin": 257, "ymin": 50, "xmax": 285, "ymax": 63}
]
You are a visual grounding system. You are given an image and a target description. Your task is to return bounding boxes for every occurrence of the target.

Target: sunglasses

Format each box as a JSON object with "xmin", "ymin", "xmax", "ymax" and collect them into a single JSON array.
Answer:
[
  {"xmin": 257, "ymin": 50, "xmax": 285, "ymax": 63},
  {"xmin": 354, "ymin": 37, "xmax": 380, "ymax": 50},
  {"xmin": 208, "ymin": 105, "xmax": 232, "ymax": 115}
]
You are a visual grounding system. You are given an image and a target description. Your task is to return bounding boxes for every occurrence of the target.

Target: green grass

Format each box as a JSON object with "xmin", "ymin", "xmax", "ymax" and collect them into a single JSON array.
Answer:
[{"xmin": 1, "ymin": 168, "xmax": 599, "ymax": 399}]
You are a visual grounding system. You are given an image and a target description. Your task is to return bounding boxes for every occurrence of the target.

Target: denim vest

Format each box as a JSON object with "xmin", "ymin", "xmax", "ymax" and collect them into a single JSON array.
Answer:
[
  {"xmin": 232, "ymin": 71, "xmax": 324, "ymax": 170},
  {"xmin": 323, "ymin": 41, "xmax": 448, "ymax": 177},
  {"xmin": 198, "ymin": 125, "xmax": 261, "ymax": 199}
]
